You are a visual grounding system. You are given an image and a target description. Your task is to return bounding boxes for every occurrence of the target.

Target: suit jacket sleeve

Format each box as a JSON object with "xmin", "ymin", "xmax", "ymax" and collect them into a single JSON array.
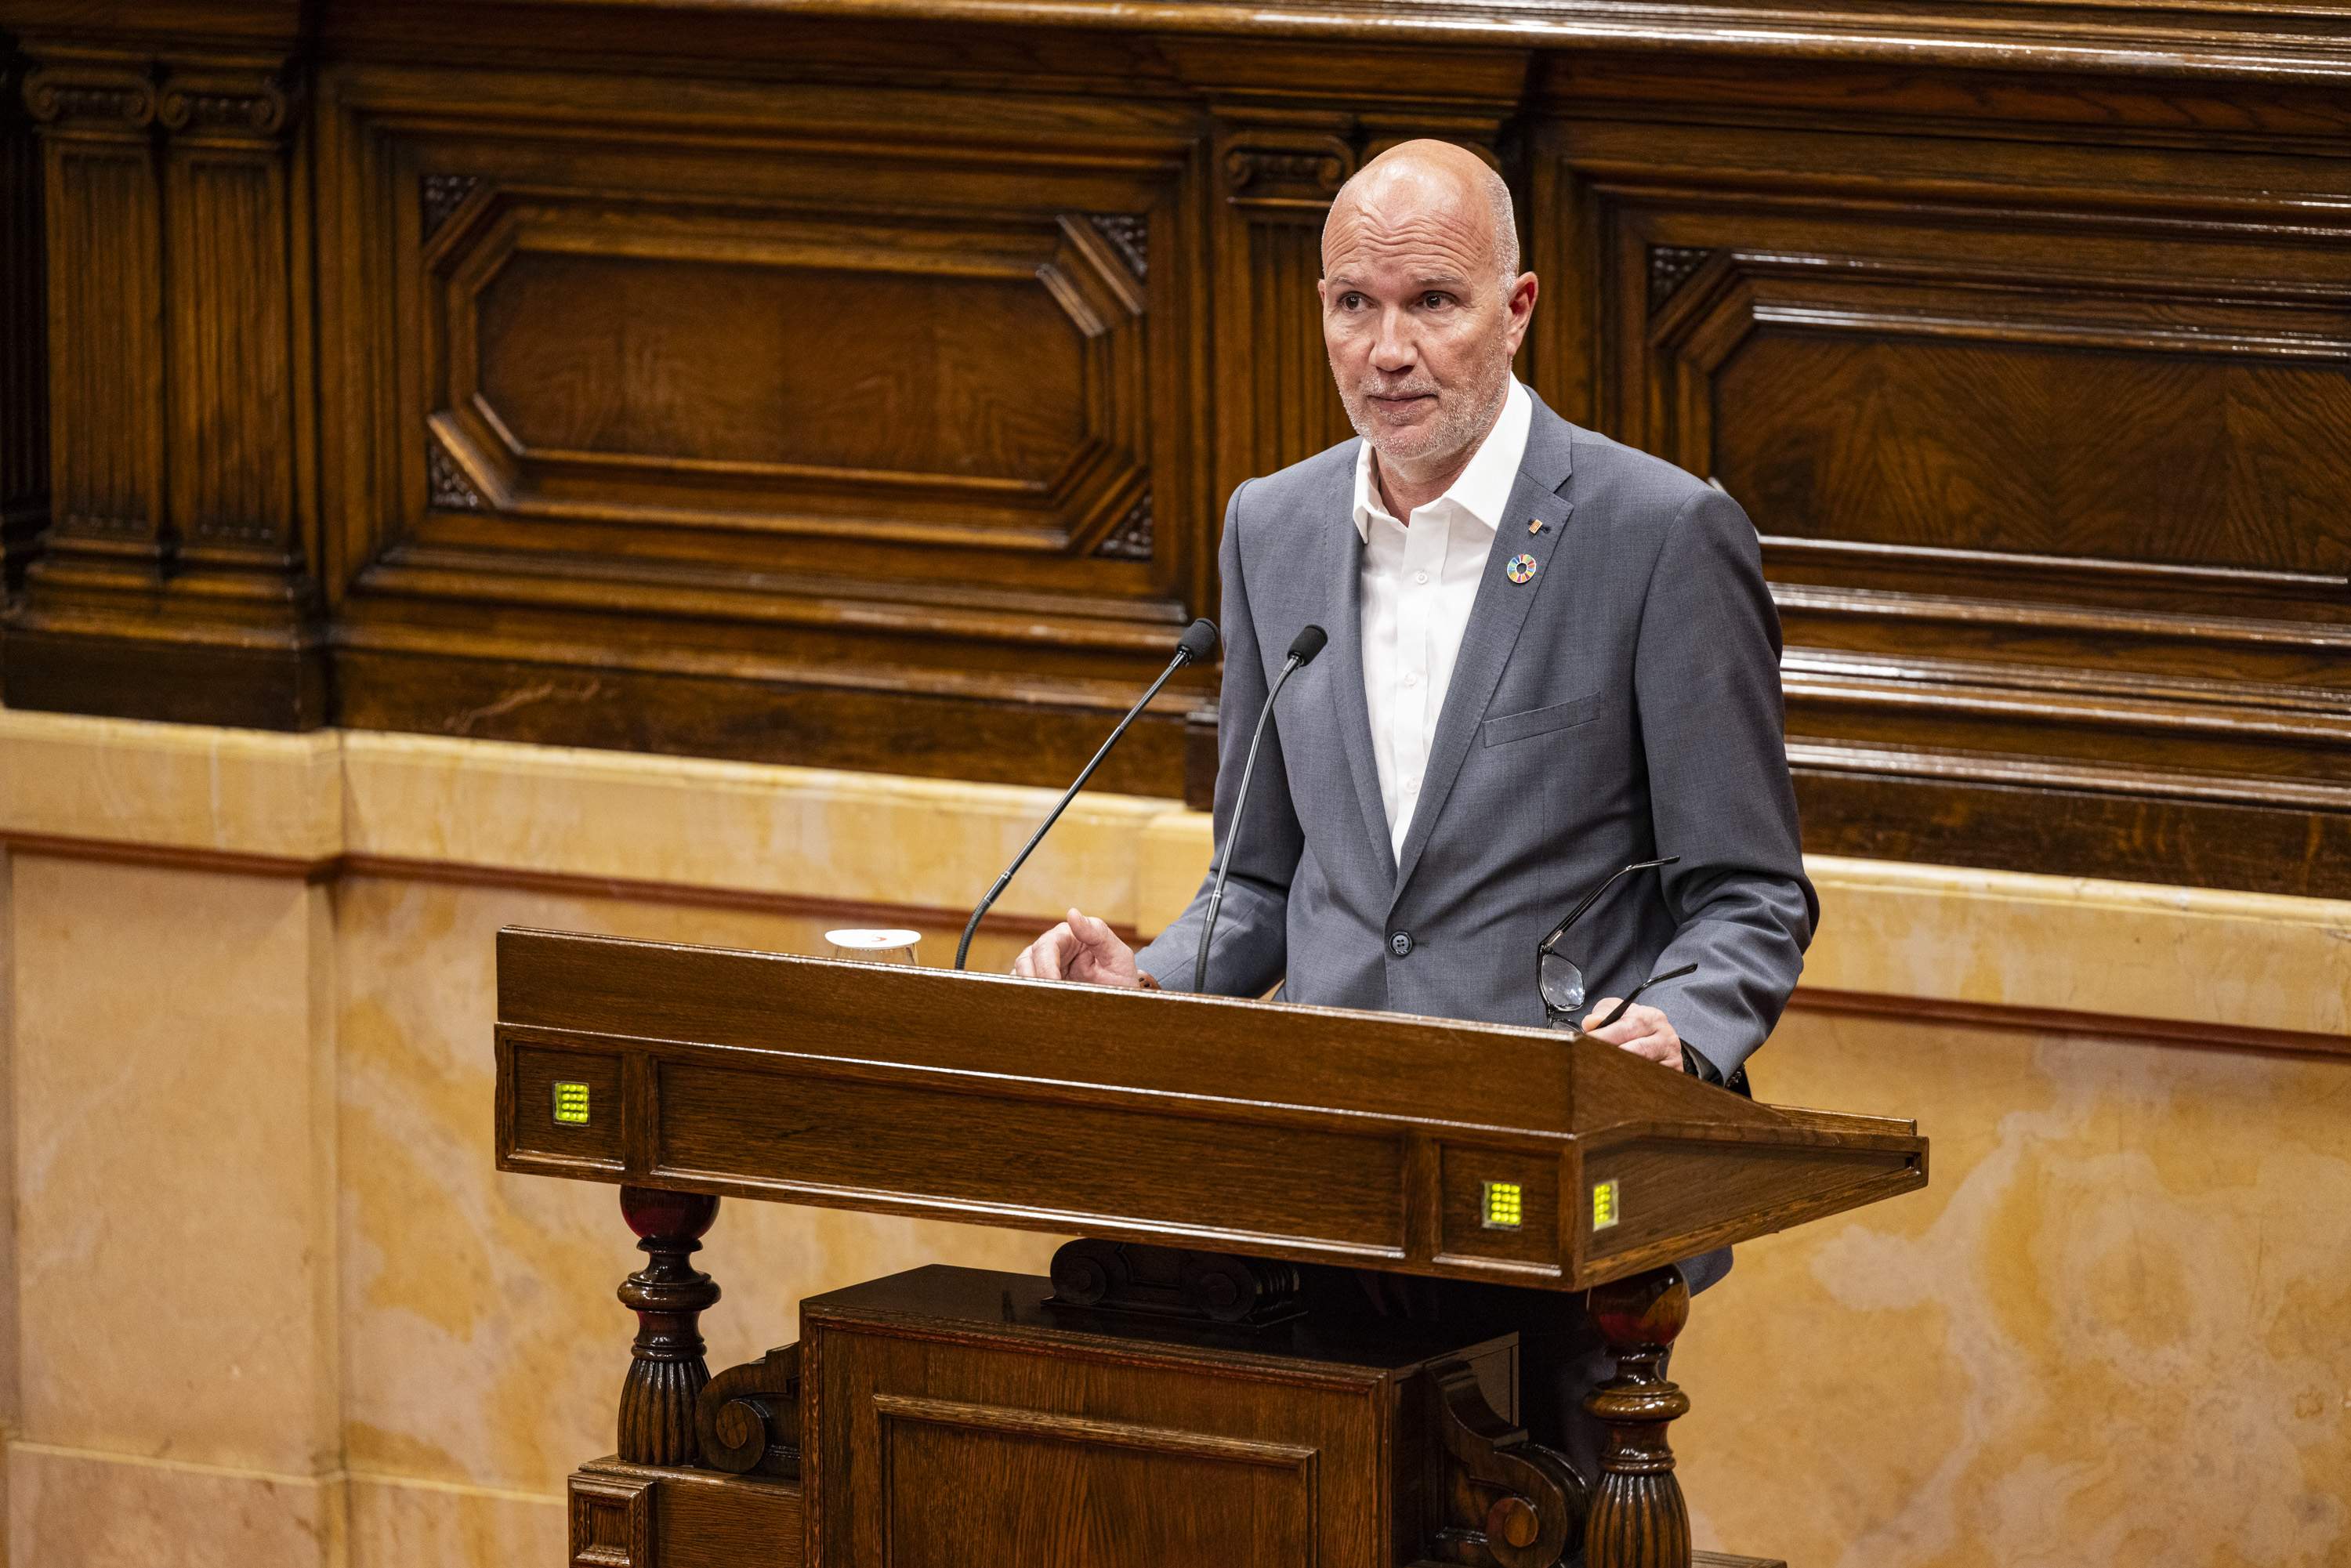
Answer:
[
  {"xmin": 1633, "ymin": 486, "xmax": 1819, "ymax": 1079},
  {"xmin": 1132, "ymin": 480, "xmax": 1303, "ymax": 994}
]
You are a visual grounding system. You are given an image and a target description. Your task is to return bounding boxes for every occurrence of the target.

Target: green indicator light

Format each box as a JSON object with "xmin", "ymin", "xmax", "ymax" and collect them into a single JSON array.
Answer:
[
  {"xmin": 552, "ymin": 1081, "xmax": 592, "ymax": 1125},
  {"xmin": 1592, "ymin": 1179, "xmax": 1621, "ymax": 1232},
  {"xmin": 1481, "ymin": 1180, "xmax": 1524, "ymax": 1230}
]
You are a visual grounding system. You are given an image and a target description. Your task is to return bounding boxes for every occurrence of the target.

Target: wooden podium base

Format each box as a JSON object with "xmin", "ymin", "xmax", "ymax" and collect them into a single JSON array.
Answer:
[{"xmin": 567, "ymin": 1260, "xmax": 1784, "ymax": 1568}]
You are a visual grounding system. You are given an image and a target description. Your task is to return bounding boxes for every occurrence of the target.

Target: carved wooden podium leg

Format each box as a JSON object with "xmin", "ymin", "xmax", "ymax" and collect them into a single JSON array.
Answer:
[
  {"xmin": 1583, "ymin": 1265, "xmax": 1693, "ymax": 1568},
  {"xmin": 616, "ymin": 1185, "xmax": 720, "ymax": 1465}
]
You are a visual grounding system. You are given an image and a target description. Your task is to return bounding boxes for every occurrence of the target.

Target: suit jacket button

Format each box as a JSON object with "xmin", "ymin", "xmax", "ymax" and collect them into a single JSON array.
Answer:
[{"xmin": 1388, "ymin": 930, "xmax": 1415, "ymax": 958}]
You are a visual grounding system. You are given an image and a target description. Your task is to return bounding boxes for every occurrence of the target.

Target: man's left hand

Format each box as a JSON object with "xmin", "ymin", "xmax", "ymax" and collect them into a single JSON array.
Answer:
[{"xmin": 1580, "ymin": 1001, "xmax": 1682, "ymax": 1067}]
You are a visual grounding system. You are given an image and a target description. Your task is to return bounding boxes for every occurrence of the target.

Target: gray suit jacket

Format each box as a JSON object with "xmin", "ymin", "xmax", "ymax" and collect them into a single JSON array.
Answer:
[{"xmin": 1136, "ymin": 391, "xmax": 1817, "ymax": 1088}]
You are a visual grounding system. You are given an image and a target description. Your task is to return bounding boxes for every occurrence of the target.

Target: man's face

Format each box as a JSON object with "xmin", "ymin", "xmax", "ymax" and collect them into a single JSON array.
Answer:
[{"xmin": 1319, "ymin": 176, "xmax": 1534, "ymax": 474}]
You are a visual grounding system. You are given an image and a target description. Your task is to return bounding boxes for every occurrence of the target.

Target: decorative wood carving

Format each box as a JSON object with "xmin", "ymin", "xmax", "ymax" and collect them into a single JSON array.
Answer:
[
  {"xmin": 697, "ymin": 1342, "xmax": 801, "ymax": 1477},
  {"xmin": 1087, "ymin": 212, "xmax": 1149, "ymax": 280},
  {"xmin": 567, "ymin": 1470, "xmax": 655, "ymax": 1568},
  {"xmin": 617, "ymin": 1185, "xmax": 721, "ymax": 1468},
  {"xmin": 419, "ymin": 172, "xmax": 479, "ymax": 239},
  {"xmin": 1047, "ymin": 1237, "xmax": 1304, "ymax": 1326},
  {"xmin": 1, "ymin": 48, "xmax": 47, "ymax": 596},
  {"xmin": 1092, "ymin": 494, "xmax": 1153, "ymax": 561},
  {"xmin": 1221, "ymin": 143, "xmax": 1349, "ymax": 205},
  {"xmin": 1645, "ymin": 245, "xmax": 1712, "ymax": 314},
  {"xmin": 1425, "ymin": 1355, "xmax": 1587, "ymax": 1568},
  {"xmin": 20, "ymin": 63, "xmax": 157, "ymax": 130},
  {"xmin": 156, "ymin": 69, "xmax": 298, "ymax": 137},
  {"xmin": 1582, "ymin": 1266, "xmax": 1692, "ymax": 1568},
  {"xmin": 23, "ymin": 56, "xmax": 163, "ymax": 549},
  {"xmin": 426, "ymin": 433, "xmax": 489, "ymax": 512},
  {"xmin": 159, "ymin": 63, "xmax": 304, "ymax": 553}
]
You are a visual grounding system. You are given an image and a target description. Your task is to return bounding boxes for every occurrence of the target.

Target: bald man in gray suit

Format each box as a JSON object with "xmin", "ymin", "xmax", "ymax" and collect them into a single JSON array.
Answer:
[{"xmin": 1015, "ymin": 139, "xmax": 1815, "ymax": 1477}]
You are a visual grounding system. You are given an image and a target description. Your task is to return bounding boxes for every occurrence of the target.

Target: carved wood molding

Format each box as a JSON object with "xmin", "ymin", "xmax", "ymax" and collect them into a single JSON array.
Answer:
[
  {"xmin": 421, "ymin": 172, "xmax": 481, "ymax": 241},
  {"xmin": 1221, "ymin": 138, "xmax": 1352, "ymax": 208},
  {"xmin": 1092, "ymin": 494, "xmax": 1153, "ymax": 561},
  {"xmin": 21, "ymin": 63, "xmax": 157, "ymax": 129},
  {"xmin": 567, "ymin": 1472, "xmax": 653, "ymax": 1568},
  {"xmin": 1426, "ymin": 1356, "xmax": 1587, "ymax": 1568},
  {"xmin": 1645, "ymin": 244, "xmax": 1712, "ymax": 314},
  {"xmin": 1087, "ymin": 212, "xmax": 1148, "ymax": 280},
  {"xmin": 426, "ymin": 433, "xmax": 491, "ymax": 512},
  {"xmin": 156, "ymin": 67, "xmax": 301, "ymax": 139},
  {"xmin": 697, "ymin": 1342, "xmax": 801, "ymax": 1477}
]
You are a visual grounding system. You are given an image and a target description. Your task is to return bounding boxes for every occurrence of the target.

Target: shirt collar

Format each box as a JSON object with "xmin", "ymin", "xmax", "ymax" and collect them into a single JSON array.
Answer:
[{"xmin": 1351, "ymin": 377, "xmax": 1533, "ymax": 543}]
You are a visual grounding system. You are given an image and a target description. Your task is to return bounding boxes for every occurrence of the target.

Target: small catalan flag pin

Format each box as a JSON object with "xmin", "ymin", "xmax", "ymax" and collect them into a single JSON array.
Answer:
[{"xmin": 1527, "ymin": 517, "xmax": 1542, "ymax": 534}]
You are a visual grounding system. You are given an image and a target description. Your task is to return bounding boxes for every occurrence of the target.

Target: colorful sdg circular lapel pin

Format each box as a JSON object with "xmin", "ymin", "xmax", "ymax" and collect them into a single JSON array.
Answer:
[{"xmin": 1505, "ymin": 552, "xmax": 1538, "ymax": 585}]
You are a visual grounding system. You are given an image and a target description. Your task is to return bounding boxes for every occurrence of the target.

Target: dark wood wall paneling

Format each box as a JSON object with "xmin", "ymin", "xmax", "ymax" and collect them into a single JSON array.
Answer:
[
  {"xmin": 1, "ymin": 37, "xmax": 45, "ymax": 600},
  {"xmin": 2, "ymin": 2, "xmax": 2348, "ymax": 898}
]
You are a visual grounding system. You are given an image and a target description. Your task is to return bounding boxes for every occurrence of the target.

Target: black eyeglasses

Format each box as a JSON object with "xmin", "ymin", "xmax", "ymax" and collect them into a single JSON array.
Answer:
[{"xmin": 1538, "ymin": 856, "xmax": 1691, "ymax": 1031}]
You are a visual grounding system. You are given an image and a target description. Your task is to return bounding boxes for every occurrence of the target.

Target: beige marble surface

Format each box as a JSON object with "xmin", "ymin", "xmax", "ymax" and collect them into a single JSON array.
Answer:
[
  {"xmin": 9, "ymin": 856, "xmax": 339, "ymax": 1476},
  {"xmin": 5, "ymin": 708, "xmax": 2346, "ymax": 1034},
  {"xmin": 0, "ymin": 712, "xmax": 342, "ymax": 864},
  {"xmin": 1676, "ymin": 1006, "xmax": 2351, "ymax": 1567},
  {"xmin": 7, "ymin": 1446, "xmax": 341, "ymax": 1568},
  {"xmin": 343, "ymin": 1474, "xmax": 562, "ymax": 1568},
  {"xmin": 4, "ymin": 710, "xmax": 2349, "ymax": 1566}
]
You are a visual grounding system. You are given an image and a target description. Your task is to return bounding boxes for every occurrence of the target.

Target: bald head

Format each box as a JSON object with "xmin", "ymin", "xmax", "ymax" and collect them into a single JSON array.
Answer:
[
  {"xmin": 1315, "ymin": 139, "xmax": 1537, "ymax": 497},
  {"xmin": 1324, "ymin": 140, "xmax": 1519, "ymax": 288}
]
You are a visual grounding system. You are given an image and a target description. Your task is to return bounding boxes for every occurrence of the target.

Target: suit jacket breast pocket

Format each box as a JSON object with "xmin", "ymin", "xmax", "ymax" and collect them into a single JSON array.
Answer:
[{"xmin": 1481, "ymin": 692, "xmax": 1608, "ymax": 748}]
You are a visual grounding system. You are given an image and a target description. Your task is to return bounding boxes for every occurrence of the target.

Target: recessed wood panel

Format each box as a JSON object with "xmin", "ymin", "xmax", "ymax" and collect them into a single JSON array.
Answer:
[
  {"xmin": 475, "ymin": 252, "xmax": 1089, "ymax": 485},
  {"xmin": 429, "ymin": 192, "xmax": 1144, "ymax": 546},
  {"xmin": 1689, "ymin": 265, "xmax": 2351, "ymax": 588},
  {"xmin": 652, "ymin": 1059, "xmax": 1408, "ymax": 1251},
  {"xmin": 876, "ymin": 1399, "xmax": 1314, "ymax": 1568}
]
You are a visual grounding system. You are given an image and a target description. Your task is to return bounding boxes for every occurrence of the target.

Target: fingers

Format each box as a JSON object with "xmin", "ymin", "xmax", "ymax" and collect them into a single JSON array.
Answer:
[
  {"xmin": 1580, "ymin": 1001, "xmax": 1665, "ymax": 1045},
  {"xmin": 1579, "ymin": 1001, "xmax": 1681, "ymax": 1067},
  {"xmin": 1579, "ymin": 998, "xmax": 1634, "ymax": 1043},
  {"xmin": 1011, "ymin": 922, "xmax": 1074, "ymax": 980},
  {"xmin": 1065, "ymin": 908, "xmax": 1143, "ymax": 988}
]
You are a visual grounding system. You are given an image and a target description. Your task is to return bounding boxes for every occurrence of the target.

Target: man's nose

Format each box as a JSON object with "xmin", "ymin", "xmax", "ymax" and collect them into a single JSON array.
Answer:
[{"xmin": 1370, "ymin": 307, "xmax": 1415, "ymax": 374}]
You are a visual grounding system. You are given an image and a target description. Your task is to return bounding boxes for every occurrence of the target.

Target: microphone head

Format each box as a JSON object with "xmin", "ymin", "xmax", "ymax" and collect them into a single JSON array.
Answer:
[
  {"xmin": 1176, "ymin": 617, "xmax": 1220, "ymax": 666},
  {"xmin": 1287, "ymin": 625, "xmax": 1329, "ymax": 667}
]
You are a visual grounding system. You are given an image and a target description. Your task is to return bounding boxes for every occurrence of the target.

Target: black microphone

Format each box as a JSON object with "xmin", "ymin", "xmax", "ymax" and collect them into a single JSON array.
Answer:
[
  {"xmin": 1194, "ymin": 624, "xmax": 1327, "ymax": 994},
  {"xmin": 954, "ymin": 617, "xmax": 1219, "ymax": 970}
]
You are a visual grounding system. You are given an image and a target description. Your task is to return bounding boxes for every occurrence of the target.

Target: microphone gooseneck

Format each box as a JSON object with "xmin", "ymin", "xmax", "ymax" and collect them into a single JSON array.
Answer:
[
  {"xmin": 953, "ymin": 618, "xmax": 1219, "ymax": 971},
  {"xmin": 1194, "ymin": 625, "xmax": 1326, "ymax": 994}
]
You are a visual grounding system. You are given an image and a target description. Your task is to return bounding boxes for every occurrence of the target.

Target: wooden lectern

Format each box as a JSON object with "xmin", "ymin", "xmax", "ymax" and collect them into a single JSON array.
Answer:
[{"xmin": 494, "ymin": 928, "xmax": 1927, "ymax": 1568}]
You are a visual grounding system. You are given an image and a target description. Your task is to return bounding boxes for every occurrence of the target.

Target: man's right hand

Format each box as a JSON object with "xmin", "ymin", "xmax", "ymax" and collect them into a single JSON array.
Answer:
[{"xmin": 1012, "ymin": 907, "xmax": 1148, "ymax": 988}]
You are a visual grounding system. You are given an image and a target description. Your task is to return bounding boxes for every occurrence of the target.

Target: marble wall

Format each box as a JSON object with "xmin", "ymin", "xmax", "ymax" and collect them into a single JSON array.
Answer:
[{"xmin": 2, "ymin": 711, "xmax": 2345, "ymax": 1566}]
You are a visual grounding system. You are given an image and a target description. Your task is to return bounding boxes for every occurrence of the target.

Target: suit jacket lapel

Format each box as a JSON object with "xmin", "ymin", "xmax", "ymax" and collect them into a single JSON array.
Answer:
[
  {"xmin": 1390, "ymin": 402, "xmax": 1578, "ymax": 901},
  {"xmin": 1321, "ymin": 451, "xmax": 1400, "ymax": 887}
]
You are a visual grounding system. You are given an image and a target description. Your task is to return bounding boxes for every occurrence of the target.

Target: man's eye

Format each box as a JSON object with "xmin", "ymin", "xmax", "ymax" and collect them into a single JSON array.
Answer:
[
  {"xmin": 1422, "ymin": 292, "xmax": 1452, "ymax": 309},
  {"xmin": 1340, "ymin": 292, "xmax": 1366, "ymax": 310}
]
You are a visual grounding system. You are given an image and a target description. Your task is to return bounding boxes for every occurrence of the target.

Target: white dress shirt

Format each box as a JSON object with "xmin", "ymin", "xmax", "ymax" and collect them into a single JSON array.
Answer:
[{"xmin": 1351, "ymin": 377, "xmax": 1534, "ymax": 859}]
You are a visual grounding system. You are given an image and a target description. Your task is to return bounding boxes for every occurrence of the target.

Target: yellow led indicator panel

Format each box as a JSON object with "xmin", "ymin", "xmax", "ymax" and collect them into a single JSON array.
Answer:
[
  {"xmin": 1592, "ymin": 1179, "xmax": 1621, "ymax": 1231},
  {"xmin": 552, "ymin": 1081, "xmax": 592, "ymax": 1125},
  {"xmin": 1481, "ymin": 1180, "xmax": 1524, "ymax": 1230}
]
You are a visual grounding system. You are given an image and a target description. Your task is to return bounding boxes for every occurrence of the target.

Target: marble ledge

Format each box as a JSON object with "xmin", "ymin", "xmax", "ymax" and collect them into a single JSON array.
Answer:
[{"xmin": 2, "ymin": 708, "xmax": 2347, "ymax": 1039}]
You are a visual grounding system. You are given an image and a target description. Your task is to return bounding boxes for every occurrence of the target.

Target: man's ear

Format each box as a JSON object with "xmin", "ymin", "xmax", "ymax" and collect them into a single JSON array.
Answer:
[{"xmin": 1504, "ymin": 272, "xmax": 1539, "ymax": 353}]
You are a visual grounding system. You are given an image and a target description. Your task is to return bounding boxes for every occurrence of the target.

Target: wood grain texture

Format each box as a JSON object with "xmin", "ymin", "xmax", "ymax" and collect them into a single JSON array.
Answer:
[
  {"xmin": 494, "ymin": 931, "xmax": 1928, "ymax": 1291},
  {"xmin": 804, "ymin": 1265, "xmax": 1532, "ymax": 1568},
  {"xmin": 0, "ymin": 44, "xmax": 45, "ymax": 601},
  {"xmin": 9, "ymin": 0, "xmax": 2351, "ymax": 893},
  {"xmin": 573, "ymin": 1456, "xmax": 806, "ymax": 1568}
]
